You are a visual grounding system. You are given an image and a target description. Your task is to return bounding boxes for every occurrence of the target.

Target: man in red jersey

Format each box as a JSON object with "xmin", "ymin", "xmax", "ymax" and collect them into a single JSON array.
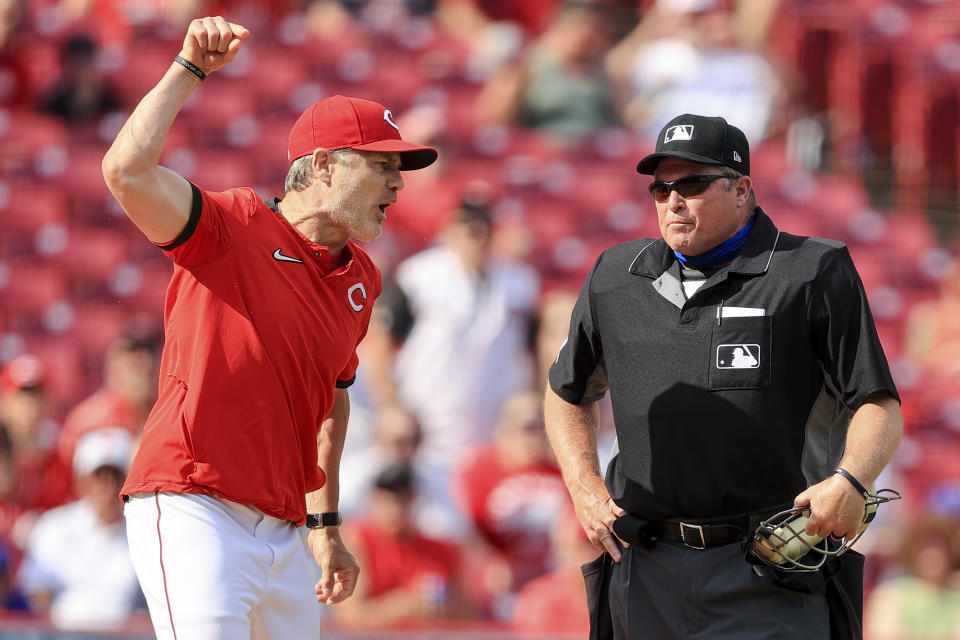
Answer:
[{"xmin": 101, "ymin": 16, "xmax": 437, "ymax": 640}]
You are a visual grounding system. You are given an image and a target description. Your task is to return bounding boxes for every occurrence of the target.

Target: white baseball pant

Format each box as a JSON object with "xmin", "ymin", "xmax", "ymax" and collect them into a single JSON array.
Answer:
[{"xmin": 124, "ymin": 492, "xmax": 321, "ymax": 640}]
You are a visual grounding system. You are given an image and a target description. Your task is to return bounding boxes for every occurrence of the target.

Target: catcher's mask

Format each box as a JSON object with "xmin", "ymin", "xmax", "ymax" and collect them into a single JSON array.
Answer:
[{"xmin": 749, "ymin": 488, "xmax": 901, "ymax": 572}]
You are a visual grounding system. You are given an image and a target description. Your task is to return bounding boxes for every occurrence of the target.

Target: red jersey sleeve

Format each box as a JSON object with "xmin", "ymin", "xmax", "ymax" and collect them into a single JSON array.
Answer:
[
  {"xmin": 157, "ymin": 184, "xmax": 258, "ymax": 267},
  {"xmin": 336, "ymin": 351, "xmax": 359, "ymax": 389}
]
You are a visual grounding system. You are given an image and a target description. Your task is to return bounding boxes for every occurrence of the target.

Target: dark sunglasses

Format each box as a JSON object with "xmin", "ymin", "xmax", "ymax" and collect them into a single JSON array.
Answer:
[{"xmin": 648, "ymin": 174, "xmax": 733, "ymax": 203}]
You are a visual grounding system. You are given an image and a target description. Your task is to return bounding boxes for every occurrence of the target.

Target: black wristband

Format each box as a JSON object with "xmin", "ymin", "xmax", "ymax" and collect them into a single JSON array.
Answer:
[
  {"xmin": 174, "ymin": 55, "xmax": 206, "ymax": 81},
  {"xmin": 305, "ymin": 512, "xmax": 342, "ymax": 529},
  {"xmin": 834, "ymin": 468, "xmax": 870, "ymax": 498}
]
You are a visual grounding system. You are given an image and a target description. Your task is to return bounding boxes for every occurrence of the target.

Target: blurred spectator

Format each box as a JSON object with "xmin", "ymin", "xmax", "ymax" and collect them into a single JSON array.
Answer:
[
  {"xmin": 511, "ymin": 507, "xmax": 593, "ymax": 637},
  {"xmin": 0, "ymin": 542, "xmax": 27, "ymax": 610},
  {"xmin": 335, "ymin": 0, "xmax": 437, "ymax": 21},
  {"xmin": 605, "ymin": 0, "xmax": 786, "ymax": 143},
  {"xmin": 438, "ymin": 0, "xmax": 557, "ymax": 39},
  {"xmin": 302, "ymin": 0, "xmax": 432, "ymax": 41},
  {"xmin": 17, "ymin": 427, "xmax": 143, "ymax": 631},
  {"xmin": 477, "ymin": 2, "xmax": 618, "ymax": 142},
  {"xmin": 28, "ymin": 0, "xmax": 233, "ymax": 46},
  {"xmin": 332, "ymin": 462, "xmax": 473, "ymax": 626},
  {"xmin": 904, "ymin": 261, "xmax": 960, "ymax": 381},
  {"xmin": 928, "ymin": 483, "xmax": 960, "ymax": 522},
  {"xmin": 375, "ymin": 197, "xmax": 540, "ymax": 467},
  {"xmin": 39, "ymin": 33, "xmax": 118, "ymax": 124},
  {"xmin": 452, "ymin": 389, "xmax": 570, "ymax": 615},
  {"xmin": 531, "ymin": 289, "xmax": 578, "ymax": 391},
  {"xmin": 435, "ymin": 0, "xmax": 552, "ymax": 79},
  {"xmin": 864, "ymin": 513, "xmax": 960, "ymax": 640},
  {"xmin": 0, "ymin": 0, "xmax": 29, "ymax": 107},
  {"xmin": 0, "ymin": 356, "xmax": 71, "ymax": 555},
  {"xmin": 57, "ymin": 322, "xmax": 161, "ymax": 469},
  {"xmin": 339, "ymin": 402, "xmax": 467, "ymax": 540},
  {"xmin": 530, "ymin": 291, "xmax": 621, "ymax": 466}
]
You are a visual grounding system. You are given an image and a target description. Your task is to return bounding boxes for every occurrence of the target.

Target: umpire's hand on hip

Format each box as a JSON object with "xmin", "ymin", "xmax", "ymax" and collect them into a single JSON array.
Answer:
[
  {"xmin": 180, "ymin": 16, "xmax": 249, "ymax": 76},
  {"xmin": 572, "ymin": 474, "xmax": 630, "ymax": 562},
  {"xmin": 309, "ymin": 528, "xmax": 360, "ymax": 605}
]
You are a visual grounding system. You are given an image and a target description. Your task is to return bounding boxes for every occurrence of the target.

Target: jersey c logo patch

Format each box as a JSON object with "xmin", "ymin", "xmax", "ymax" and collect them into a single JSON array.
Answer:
[
  {"xmin": 347, "ymin": 283, "xmax": 367, "ymax": 312},
  {"xmin": 273, "ymin": 248, "xmax": 303, "ymax": 264},
  {"xmin": 716, "ymin": 344, "xmax": 760, "ymax": 369}
]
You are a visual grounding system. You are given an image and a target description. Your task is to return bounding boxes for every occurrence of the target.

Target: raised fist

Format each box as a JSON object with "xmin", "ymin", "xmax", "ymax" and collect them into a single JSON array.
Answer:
[{"xmin": 179, "ymin": 16, "xmax": 249, "ymax": 75}]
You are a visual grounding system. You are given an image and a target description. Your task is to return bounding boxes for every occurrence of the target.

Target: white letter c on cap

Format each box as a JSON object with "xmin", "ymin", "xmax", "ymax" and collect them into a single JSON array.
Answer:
[
  {"xmin": 348, "ymin": 283, "xmax": 367, "ymax": 312},
  {"xmin": 383, "ymin": 110, "xmax": 400, "ymax": 132}
]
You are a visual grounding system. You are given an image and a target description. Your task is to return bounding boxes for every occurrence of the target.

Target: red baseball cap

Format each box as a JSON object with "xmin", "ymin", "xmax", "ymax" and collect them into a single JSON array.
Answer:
[
  {"xmin": 0, "ymin": 354, "xmax": 46, "ymax": 392},
  {"xmin": 287, "ymin": 95, "xmax": 438, "ymax": 171}
]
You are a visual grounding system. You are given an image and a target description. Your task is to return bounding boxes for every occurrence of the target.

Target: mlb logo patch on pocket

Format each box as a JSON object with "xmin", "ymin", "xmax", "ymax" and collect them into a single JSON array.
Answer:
[{"xmin": 716, "ymin": 344, "xmax": 760, "ymax": 369}]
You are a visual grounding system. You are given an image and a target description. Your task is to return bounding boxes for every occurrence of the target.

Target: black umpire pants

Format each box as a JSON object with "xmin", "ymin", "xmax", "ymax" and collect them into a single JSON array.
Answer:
[{"xmin": 586, "ymin": 540, "xmax": 832, "ymax": 640}]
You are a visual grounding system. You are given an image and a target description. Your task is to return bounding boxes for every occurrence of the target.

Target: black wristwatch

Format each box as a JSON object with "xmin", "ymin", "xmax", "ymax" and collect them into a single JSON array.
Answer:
[{"xmin": 305, "ymin": 512, "xmax": 342, "ymax": 529}]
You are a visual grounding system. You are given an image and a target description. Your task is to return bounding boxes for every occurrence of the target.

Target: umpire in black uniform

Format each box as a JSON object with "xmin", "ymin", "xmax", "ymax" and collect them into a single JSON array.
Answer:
[{"xmin": 544, "ymin": 114, "xmax": 902, "ymax": 639}]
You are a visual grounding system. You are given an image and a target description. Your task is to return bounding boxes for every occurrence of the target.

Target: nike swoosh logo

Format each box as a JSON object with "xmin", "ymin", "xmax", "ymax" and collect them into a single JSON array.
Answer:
[{"xmin": 273, "ymin": 248, "xmax": 303, "ymax": 264}]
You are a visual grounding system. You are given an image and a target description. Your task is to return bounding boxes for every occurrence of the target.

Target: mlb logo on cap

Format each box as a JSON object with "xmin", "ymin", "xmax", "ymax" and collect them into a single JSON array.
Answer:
[
  {"xmin": 637, "ymin": 113, "xmax": 750, "ymax": 175},
  {"xmin": 664, "ymin": 125, "xmax": 694, "ymax": 143}
]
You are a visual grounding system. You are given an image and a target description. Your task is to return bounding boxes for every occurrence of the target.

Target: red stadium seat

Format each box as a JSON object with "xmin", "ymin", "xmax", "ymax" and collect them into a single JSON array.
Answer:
[
  {"xmin": 61, "ymin": 302, "xmax": 130, "ymax": 356},
  {"xmin": 110, "ymin": 42, "xmax": 183, "ymax": 107},
  {"xmin": 49, "ymin": 144, "xmax": 111, "ymax": 199},
  {"xmin": 183, "ymin": 149, "xmax": 257, "ymax": 193},
  {"xmin": 47, "ymin": 227, "xmax": 129, "ymax": 279},
  {"xmin": 0, "ymin": 182, "xmax": 69, "ymax": 232},
  {"xmin": 0, "ymin": 110, "xmax": 70, "ymax": 177},
  {"xmin": 0, "ymin": 260, "xmax": 71, "ymax": 314},
  {"xmin": 243, "ymin": 45, "xmax": 311, "ymax": 112}
]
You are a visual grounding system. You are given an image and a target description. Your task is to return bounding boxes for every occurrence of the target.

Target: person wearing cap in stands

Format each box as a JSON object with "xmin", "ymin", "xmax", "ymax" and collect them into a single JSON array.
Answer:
[
  {"xmin": 544, "ymin": 113, "xmax": 902, "ymax": 639},
  {"xmin": 18, "ymin": 427, "xmax": 142, "ymax": 631},
  {"xmin": 0, "ymin": 355, "xmax": 72, "ymax": 545},
  {"xmin": 100, "ymin": 16, "xmax": 438, "ymax": 640}
]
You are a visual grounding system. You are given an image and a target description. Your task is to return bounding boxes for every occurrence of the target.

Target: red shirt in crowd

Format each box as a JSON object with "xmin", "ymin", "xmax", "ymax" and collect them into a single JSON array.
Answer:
[
  {"xmin": 453, "ymin": 443, "xmax": 569, "ymax": 585},
  {"xmin": 351, "ymin": 519, "xmax": 460, "ymax": 601}
]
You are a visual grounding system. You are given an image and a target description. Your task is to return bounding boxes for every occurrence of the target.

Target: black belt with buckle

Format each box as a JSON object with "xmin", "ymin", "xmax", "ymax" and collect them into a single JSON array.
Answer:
[
  {"xmin": 654, "ymin": 519, "xmax": 745, "ymax": 549},
  {"xmin": 613, "ymin": 513, "xmax": 747, "ymax": 550}
]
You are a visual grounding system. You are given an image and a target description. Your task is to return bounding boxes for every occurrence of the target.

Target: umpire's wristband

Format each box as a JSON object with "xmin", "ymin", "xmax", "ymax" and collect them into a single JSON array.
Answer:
[
  {"xmin": 834, "ymin": 468, "xmax": 870, "ymax": 499},
  {"xmin": 306, "ymin": 512, "xmax": 342, "ymax": 529}
]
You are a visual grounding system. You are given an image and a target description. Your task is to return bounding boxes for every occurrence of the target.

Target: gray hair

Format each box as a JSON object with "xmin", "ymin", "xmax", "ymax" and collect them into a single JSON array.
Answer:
[{"xmin": 283, "ymin": 148, "xmax": 353, "ymax": 193}]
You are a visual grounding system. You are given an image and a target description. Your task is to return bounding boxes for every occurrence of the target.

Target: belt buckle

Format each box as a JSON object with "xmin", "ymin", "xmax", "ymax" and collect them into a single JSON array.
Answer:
[{"xmin": 680, "ymin": 522, "xmax": 707, "ymax": 549}]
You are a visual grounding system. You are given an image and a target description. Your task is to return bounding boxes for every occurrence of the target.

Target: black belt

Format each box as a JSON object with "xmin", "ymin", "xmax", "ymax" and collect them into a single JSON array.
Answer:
[
  {"xmin": 614, "ymin": 513, "xmax": 748, "ymax": 550},
  {"xmin": 653, "ymin": 519, "xmax": 745, "ymax": 549}
]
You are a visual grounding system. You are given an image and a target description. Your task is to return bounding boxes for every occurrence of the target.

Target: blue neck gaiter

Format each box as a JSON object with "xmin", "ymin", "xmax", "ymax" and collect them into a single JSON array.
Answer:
[{"xmin": 673, "ymin": 214, "xmax": 757, "ymax": 268}]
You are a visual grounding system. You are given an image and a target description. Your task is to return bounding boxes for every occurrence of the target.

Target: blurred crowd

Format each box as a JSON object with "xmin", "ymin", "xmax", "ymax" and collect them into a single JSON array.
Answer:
[{"xmin": 1, "ymin": 0, "xmax": 960, "ymax": 637}]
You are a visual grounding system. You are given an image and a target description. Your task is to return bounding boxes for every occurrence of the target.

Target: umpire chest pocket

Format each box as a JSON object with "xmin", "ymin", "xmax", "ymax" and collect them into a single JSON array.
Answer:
[{"xmin": 707, "ymin": 316, "xmax": 772, "ymax": 390}]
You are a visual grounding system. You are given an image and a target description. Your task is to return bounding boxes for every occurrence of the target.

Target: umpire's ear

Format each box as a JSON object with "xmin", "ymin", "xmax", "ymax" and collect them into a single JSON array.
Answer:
[{"xmin": 733, "ymin": 174, "xmax": 752, "ymax": 207}]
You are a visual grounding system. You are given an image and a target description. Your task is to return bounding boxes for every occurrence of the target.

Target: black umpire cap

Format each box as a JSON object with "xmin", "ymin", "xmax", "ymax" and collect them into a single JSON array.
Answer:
[{"xmin": 636, "ymin": 114, "xmax": 750, "ymax": 176}]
